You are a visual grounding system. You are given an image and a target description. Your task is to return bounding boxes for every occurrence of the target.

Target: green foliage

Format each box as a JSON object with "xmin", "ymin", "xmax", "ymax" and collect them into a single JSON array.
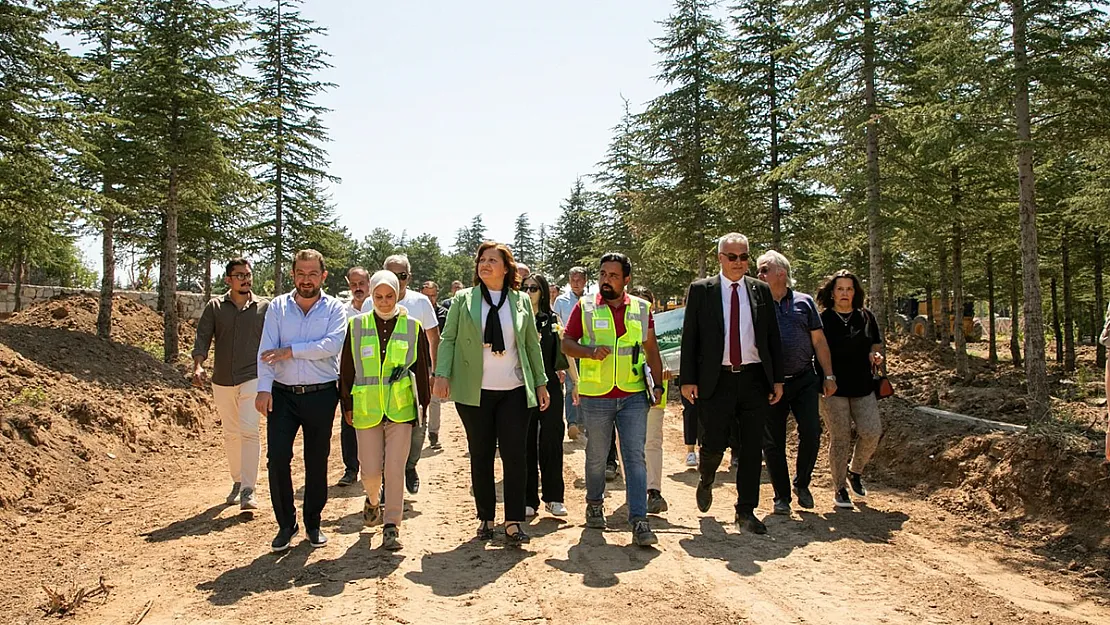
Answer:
[{"xmin": 8, "ymin": 386, "xmax": 48, "ymax": 408}]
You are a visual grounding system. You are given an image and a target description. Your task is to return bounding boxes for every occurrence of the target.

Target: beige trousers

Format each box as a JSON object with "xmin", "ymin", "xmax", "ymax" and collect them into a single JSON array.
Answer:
[
  {"xmin": 820, "ymin": 394, "xmax": 882, "ymax": 491},
  {"xmin": 356, "ymin": 420, "xmax": 412, "ymax": 527},
  {"xmin": 645, "ymin": 405, "xmax": 665, "ymax": 492},
  {"xmin": 211, "ymin": 379, "xmax": 261, "ymax": 489}
]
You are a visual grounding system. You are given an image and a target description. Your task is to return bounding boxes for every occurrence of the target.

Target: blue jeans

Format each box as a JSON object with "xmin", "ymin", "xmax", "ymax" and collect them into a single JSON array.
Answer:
[
  {"xmin": 580, "ymin": 393, "xmax": 649, "ymax": 520},
  {"xmin": 563, "ymin": 375, "xmax": 578, "ymax": 426}
]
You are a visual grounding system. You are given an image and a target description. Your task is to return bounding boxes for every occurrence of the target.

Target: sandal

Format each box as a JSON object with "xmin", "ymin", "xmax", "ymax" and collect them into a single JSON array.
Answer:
[
  {"xmin": 476, "ymin": 521, "xmax": 495, "ymax": 541},
  {"xmin": 504, "ymin": 522, "xmax": 530, "ymax": 545}
]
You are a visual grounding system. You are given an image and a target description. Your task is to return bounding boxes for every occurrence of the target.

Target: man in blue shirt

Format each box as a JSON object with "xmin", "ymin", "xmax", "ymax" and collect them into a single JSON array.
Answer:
[
  {"xmin": 255, "ymin": 249, "xmax": 348, "ymax": 552},
  {"xmin": 756, "ymin": 251, "xmax": 836, "ymax": 514},
  {"xmin": 552, "ymin": 266, "xmax": 588, "ymax": 439}
]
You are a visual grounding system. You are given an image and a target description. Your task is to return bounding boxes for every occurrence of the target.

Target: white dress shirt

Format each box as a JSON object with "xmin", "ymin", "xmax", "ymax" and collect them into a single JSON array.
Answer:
[
  {"xmin": 719, "ymin": 273, "xmax": 761, "ymax": 366},
  {"xmin": 479, "ymin": 289, "xmax": 523, "ymax": 390}
]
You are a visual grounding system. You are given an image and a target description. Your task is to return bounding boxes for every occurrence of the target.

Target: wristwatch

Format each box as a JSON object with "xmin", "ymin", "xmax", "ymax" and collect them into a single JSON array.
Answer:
[{"xmin": 824, "ymin": 375, "xmax": 837, "ymax": 381}]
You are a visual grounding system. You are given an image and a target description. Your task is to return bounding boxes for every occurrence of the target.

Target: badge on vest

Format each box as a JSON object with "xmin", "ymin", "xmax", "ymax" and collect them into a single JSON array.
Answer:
[
  {"xmin": 361, "ymin": 345, "xmax": 376, "ymax": 359},
  {"xmin": 594, "ymin": 319, "xmax": 610, "ymax": 329}
]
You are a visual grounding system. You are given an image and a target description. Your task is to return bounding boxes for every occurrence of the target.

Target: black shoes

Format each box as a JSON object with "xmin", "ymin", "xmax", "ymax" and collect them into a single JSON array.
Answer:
[
  {"xmin": 505, "ymin": 522, "xmax": 530, "ymax": 545},
  {"xmin": 735, "ymin": 511, "xmax": 767, "ymax": 535},
  {"xmin": 428, "ymin": 432, "xmax": 441, "ymax": 450},
  {"xmin": 271, "ymin": 524, "xmax": 299, "ymax": 552},
  {"xmin": 794, "ymin": 485, "xmax": 815, "ymax": 509},
  {"xmin": 604, "ymin": 461, "xmax": 620, "ymax": 482},
  {"xmin": 405, "ymin": 467, "xmax": 420, "ymax": 494},
  {"xmin": 695, "ymin": 478, "xmax": 713, "ymax": 513},
  {"xmin": 476, "ymin": 521, "xmax": 495, "ymax": 541},
  {"xmin": 646, "ymin": 489, "xmax": 669, "ymax": 514},
  {"xmin": 337, "ymin": 469, "xmax": 358, "ymax": 487},
  {"xmin": 585, "ymin": 503, "xmax": 607, "ymax": 529},
  {"xmin": 306, "ymin": 527, "xmax": 328, "ymax": 548},
  {"xmin": 848, "ymin": 471, "xmax": 868, "ymax": 497},
  {"xmin": 834, "ymin": 487, "xmax": 854, "ymax": 509}
]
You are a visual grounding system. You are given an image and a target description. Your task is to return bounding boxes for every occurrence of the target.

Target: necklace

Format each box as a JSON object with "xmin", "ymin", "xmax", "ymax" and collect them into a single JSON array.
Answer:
[{"xmin": 834, "ymin": 309, "xmax": 854, "ymax": 325}]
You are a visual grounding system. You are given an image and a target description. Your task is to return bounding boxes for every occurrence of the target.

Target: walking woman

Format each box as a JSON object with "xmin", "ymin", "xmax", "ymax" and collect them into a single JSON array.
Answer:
[
  {"xmin": 521, "ymin": 273, "xmax": 576, "ymax": 518},
  {"xmin": 815, "ymin": 269, "xmax": 884, "ymax": 509},
  {"xmin": 433, "ymin": 242, "xmax": 550, "ymax": 544},
  {"xmin": 339, "ymin": 270, "xmax": 430, "ymax": 550}
]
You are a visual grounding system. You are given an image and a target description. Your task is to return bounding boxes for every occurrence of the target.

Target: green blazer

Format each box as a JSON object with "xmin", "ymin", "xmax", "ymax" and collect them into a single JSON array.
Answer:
[{"xmin": 435, "ymin": 286, "xmax": 548, "ymax": 408}]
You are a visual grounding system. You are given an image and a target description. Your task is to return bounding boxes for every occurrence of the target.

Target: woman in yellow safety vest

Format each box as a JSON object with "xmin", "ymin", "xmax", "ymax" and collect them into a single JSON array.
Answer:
[{"xmin": 339, "ymin": 270, "xmax": 431, "ymax": 551}]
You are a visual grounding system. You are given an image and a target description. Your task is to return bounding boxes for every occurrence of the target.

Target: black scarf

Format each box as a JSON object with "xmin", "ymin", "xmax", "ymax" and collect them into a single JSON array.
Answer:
[{"xmin": 480, "ymin": 283, "xmax": 508, "ymax": 355}]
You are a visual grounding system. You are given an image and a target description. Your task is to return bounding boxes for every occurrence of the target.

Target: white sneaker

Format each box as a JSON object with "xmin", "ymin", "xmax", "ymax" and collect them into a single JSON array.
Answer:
[
  {"xmin": 545, "ymin": 502, "xmax": 568, "ymax": 517},
  {"xmin": 685, "ymin": 452, "xmax": 698, "ymax": 467},
  {"xmin": 525, "ymin": 506, "xmax": 537, "ymax": 518},
  {"xmin": 239, "ymin": 487, "xmax": 258, "ymax": 511}
]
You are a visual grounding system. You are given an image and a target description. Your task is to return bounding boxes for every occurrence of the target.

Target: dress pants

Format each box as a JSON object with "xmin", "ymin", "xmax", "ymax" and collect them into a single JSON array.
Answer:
[
  {"xmin": 697, "ymin": 366, "xmax": 769, "ymax": 515},
  {"xmin": 526, "ymin": 379, "xmax": 566, "ymax": 508},
  {"xmin": 762, "ymin": 370, "xmax": 822, "ymax": 504},
  {"xmin": 457, "ymin": 387, "xmax": 530, "ymax": 522},
  {"xmin": 267, "ymin": 384, "xmax": 339, "ymax": 532}
]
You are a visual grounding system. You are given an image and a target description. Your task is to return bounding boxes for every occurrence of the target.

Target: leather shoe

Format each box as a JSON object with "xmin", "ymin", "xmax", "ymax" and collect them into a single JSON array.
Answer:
[
  {"xmin": 735, "ymin": 511, "xmax": 767, "ymax": 535},
  {"xmin": 271, "ymin": 523, "xmax": 299, "ymax": 552},
  {"xmin": 695, "ymin": 478, "xmax": 713, "ymax": 513}
]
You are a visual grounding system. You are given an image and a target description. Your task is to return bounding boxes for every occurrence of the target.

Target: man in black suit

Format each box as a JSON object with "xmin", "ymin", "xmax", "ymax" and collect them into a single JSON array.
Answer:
[{"xmin": 680, "ymin": 232, "xmax": 784, "ymax": 534}]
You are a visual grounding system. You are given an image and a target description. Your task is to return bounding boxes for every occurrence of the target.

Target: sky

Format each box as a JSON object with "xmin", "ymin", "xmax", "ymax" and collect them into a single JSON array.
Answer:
[{"xmin": 301, "ymin": 0, "xmax": 676, "ymax": 249}]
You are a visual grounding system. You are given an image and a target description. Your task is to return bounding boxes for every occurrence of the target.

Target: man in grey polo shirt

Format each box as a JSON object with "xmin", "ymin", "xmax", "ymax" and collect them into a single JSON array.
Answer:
[
  {"xmin": 192, "ymin": 258, "xmax": 270, "ymax": 510},
  {"xmin": 756, "ymin": 251, "xmax": 836, "ymax": 513}
]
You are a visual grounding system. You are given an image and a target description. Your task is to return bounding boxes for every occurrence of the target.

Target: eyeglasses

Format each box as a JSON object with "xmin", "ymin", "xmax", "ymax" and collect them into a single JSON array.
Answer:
[
  {"xmin": 229, "ymin": 272, "xmax": 252, "ymax": 280},
  {"xmin": 756, "ymin": 266, "xmax": 771, "ymax": 274},
  {"xmin": 720, "ymin": 252, "xmax": 750, "ymax": 263},
  {"xmin": 522, "ymin": 285, "xmax": 542, "ymax": 293},
  {"xmin": 392, "ymin": 271, "xmax": 409, "ymax": 281}
]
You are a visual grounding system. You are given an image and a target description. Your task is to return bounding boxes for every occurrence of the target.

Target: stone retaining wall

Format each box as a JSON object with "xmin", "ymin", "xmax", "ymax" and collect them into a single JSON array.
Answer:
[{"xmin": 0, "ymin": 283, "xmax": 208, "ymax": 320}]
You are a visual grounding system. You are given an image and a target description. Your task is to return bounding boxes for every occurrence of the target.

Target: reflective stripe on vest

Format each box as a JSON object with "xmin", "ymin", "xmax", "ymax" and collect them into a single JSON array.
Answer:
[
  {"xmin": 349, "ymin": 314, "xmax": 421, "ymax": 429},
  {"xmin": 577, "ymin": 295, "xmax": 650, "ymax": 396}
]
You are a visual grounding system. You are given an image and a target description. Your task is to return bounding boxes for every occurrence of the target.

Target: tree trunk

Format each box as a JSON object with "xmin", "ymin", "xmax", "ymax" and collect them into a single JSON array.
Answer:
[
  {"xmin": 97, "ymin": 213, "xmax": 116, "ymax": 340},
  {"xmin": 273, "ymin": 0, "xmax": 285, "ymax": 296},
  {"xmin": 863, "ymin": 0, "xmax": 885, "ymax": 332},
  {"xmin": 885, "ymin": 258, "xmax": 895, "ymax": 336},
  {"xmin": 939, "ymin": 242, "xmax": 951, "ymax": 348},
  {"xmin": 162, "ymin": 167, "xmax": 180, "ymax": 364},
  {"xmin": 951, "ymin": 170, "xmax": 968, "ymax": 379},
  {"xmin": 1009, "ymin": 258, "xmax": 1022, "ymax": 367},
  {"xmin": 987, "ymin": 251, "xmax": 998, "ymax": 364},
  {"xmin": 1051, "ymin": 276, "xmax": 1062, "ymax": 363},
  {"xmin": 204, "ymin": 239, "xmax": 213, "ymax": 300},
  {"xmin": 1011, "ymin": 0, "xmax": 1050, "ymax": 420},
  {"xmin": 768, "ymin": 37, "xmax": 781, "ymax": 249},
  {"xmin": 1095, "ymin": 233, "xmax": 1105, "ymax": 369},
  {"xmin": 924, "ymin": 280, "xmax": 935, "ymax": 340},
  {"xmin": 1062, "ymin": 231, "xmax": 1075, "ymax": 371},
  {"xmin": 13, "ymin": 239, "xmax": 24, "ymax": 313}
]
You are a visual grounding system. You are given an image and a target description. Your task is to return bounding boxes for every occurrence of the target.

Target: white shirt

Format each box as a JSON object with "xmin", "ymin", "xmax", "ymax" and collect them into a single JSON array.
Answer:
[
  {"xmin": 720, "ymin": 273, "xmax": 760, "ymax": 366},
  {"xmin": 479, "ymin": 289, "xmax": 523, "ymax": 390},
  {"xmin": 345, "ymin": 299, "xmax": 369, "ymax": 320},
  {"xmin": 399, "ymin": 290, "xmax": 438, "ymax": 333}
]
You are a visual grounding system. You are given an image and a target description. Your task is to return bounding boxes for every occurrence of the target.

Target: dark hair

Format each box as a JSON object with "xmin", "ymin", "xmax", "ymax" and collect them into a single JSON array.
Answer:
[
  {"xmin": 524, "ymin": 273, "xmax": 553, "ymax": 316},
  {"xmin": 225, "ymin": 258, "xmax": 250, "ymax": 276},
  {"xmin": 472, "ymin": 241, "xmax": 520, "ymax": 291},
  {"xmin": 629, "ymin": 285, "xmax": 654, "ymax": 305},
  {"xmin": 599, "ymin": 252, "xmax": 631, "ymax": 278},
  {"xmin": 816, "ymin": 269, "xmax": 866, "ymax": 310},
  {"xmin": 294, "ymin": 248, "xmax": 326, "ymax": 273}
]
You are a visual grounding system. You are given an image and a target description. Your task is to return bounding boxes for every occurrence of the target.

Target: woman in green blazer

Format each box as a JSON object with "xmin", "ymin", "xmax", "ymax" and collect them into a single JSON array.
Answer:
[{"xmin": 433, "ymin": 242, "xmax": 549, "ymax": 544}]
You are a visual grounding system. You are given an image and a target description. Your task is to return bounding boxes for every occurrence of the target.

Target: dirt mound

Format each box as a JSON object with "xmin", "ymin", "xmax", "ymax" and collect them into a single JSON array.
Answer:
[
  {"xmin": 871, "ymin": 399, "xmax": 1110, "ymax": 575},
  {"xmin": 8, "ymin": 293, "xmax": 195, "ymax": 355},
  {"xmin": 0, "ymin": 295, "xmax": 214, "ymax": 515}
]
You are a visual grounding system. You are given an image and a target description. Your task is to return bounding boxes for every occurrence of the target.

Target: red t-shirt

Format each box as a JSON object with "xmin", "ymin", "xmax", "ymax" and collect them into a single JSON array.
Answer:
[{"xmin": 563, "ymin": 293, "xmax": 656, "ymax": 399}]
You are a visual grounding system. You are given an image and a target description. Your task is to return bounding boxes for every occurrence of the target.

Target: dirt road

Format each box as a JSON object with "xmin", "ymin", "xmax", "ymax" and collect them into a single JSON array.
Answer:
[{"xmin": 3, "ymin": 402, "xmax": 1107, "ymax": 625}]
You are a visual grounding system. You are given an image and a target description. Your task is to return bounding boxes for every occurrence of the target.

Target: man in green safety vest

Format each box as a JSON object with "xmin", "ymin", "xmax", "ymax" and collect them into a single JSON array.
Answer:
[{"xmin": 562, "ymin": 252, "xmax": 666, "ymax": 547}]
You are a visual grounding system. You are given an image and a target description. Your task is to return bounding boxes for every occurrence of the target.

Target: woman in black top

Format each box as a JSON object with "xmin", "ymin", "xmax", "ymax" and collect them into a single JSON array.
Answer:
[
  {"xmin": 815, "ymin": 270, "xmax": 885, "ymax": 510},
  {"xmin": 521, "ymin": 273, "xmax": 574, "ymax": 518}
]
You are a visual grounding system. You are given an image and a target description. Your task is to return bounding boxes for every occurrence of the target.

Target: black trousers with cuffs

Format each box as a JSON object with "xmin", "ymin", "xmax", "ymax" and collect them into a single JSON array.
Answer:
[
  {"xmin": 696, "ymin": 365, "xmax": 770, "ymax": 515},
  {"xmin": 267, "ymin": 383, "xmax": 339, "ymax": 532},
  {"xmin": 457, "ymin": 386, "xmax": 530, "ymax": 523}
]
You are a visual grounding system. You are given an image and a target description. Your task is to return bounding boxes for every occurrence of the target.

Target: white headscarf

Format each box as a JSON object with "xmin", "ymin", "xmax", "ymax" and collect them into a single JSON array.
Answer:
[{"xmin": 369, "ymin": 270, "xmax": 407, "ymax": 321}]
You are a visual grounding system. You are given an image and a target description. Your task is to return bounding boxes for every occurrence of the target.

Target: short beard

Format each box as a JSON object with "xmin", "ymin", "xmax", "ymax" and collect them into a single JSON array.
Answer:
[
  {"xmin": 296, "ymin": 285, "xmax": 321, "ymax": 299},
  {"xmin": 599, "ymin": 285, "xmax": 619, "ymax": 300}
]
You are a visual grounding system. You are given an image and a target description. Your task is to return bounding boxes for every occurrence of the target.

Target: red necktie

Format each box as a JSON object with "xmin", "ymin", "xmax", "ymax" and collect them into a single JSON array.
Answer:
[{"xmin": 730, "ymin": 283, "xmax": 742, "ymax": 367}]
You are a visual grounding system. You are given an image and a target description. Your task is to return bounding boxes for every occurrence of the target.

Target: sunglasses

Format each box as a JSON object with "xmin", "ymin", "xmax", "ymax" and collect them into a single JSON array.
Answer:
[
  {"xmin": 522, "ymin": 285, "xmax": 542, "ymax": 293},
  {"xmin": 720, "ymin": 252, "xmax": 750, "ymax": 263},
  {"xmin": 392, "ymin": 271, "xmax": 409, "ymax": 281}
]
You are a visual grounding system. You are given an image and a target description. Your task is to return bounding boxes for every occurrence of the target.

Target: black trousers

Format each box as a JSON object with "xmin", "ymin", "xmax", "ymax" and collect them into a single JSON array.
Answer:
[
  {"xmin": 267, "ymin": 384, "xmax": 339, "ymax": 531},
  {"xmin": 457, "ymin": 387, "xmax": 530, "ymax": 522},
  {"xmin": 526, "ymin": 379, "xmax": 565, "ymax": 508},
  {"xmin": 697, "ymin": 366, "xmax": 770, "ymax": 514},
  {"xmin": 763, "ymin": 369, "xmax": 822, "ymax": 503},
  {"xmin": 340, "ymin": 416, "xmax": 359, "ymax": 473},
  {"xmin": 682, "ymin": 394, "xmax": 698, "ymax": 446}
]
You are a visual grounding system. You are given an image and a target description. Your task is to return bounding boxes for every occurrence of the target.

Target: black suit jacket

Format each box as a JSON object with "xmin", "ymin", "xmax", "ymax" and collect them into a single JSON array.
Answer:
[{"xmin": 680, "ymin": 274, "xmax": 784, "ymax": 398}]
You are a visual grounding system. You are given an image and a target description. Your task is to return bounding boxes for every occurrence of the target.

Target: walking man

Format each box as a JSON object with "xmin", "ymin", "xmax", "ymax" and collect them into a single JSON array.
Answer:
[
  {"xmin": 383, "ymin": 254, "xmax": 441, "ymax": 493},
  {"xmin": 562, "ymin": 253, "xmax": 665, "ymax": 546},
  {"xmin": 337, "ymin": 266, "xmax": 372, "ymax": 487},
  {"xmin": 680, "ymin": 233, "xmax": 784, "ymax": 535},
  {"xmin": 192, "ymin": 258, "xmax": 269, "ymax": 511},
  {"xmin": 553, "ymin": 266, "xmax": 588, "ymax": 439},
  {"xmin": 256, "ymin": 249, "xmax": 347, "ymax": 552},
  {"xmin": 422, "ymin": 280, "xmax": 447, "ymax": 450},
  {"xmin": 756, "ymin": 251, "xmax": 836, "ymax": 514}
]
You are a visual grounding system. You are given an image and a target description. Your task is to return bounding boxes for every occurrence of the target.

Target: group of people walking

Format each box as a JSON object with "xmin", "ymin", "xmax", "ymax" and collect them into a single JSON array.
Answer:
[{"xmin": 190, "ymin": 231, "xmax": 889, "ymax": 553}]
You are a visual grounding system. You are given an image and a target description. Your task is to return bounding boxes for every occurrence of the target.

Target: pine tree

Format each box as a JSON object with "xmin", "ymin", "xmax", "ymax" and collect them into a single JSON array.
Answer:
[
  {"xmin": 247, "ymin": 0, "xmax": 338, "ymax": 294},
  {"xmin": 120, "ymin": 0, "xmax": 246, "ymax": 362},
  {"xmin": 548, "ymin": 179, "xmax": 596, "ymax": 281},
  {"xmin": 593, "ymin": 97, "xmax": 646, "ymax": 269},
  {"xmin": 512, "ymin": 213, "xmax": 535, "ymax": 265},
  {"xmin": 453, "ymin": 214, "xmax": 487, "ymax": 256}
]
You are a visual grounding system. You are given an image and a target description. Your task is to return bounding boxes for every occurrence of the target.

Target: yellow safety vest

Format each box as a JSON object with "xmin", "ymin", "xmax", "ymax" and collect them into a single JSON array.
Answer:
[
  {"xmin": 349, "ymin": 313, "xmax": 420, "ymax": 429},
  {"xmin": 578, "ymin": 295, "xmax": 650, "ymax": 396}
]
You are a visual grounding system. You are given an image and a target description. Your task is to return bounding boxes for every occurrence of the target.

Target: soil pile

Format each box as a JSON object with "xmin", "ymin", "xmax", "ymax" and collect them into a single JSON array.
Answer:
[{"xmin": 0, "ymin": 295, "xmax": 212, "ymax": 515}]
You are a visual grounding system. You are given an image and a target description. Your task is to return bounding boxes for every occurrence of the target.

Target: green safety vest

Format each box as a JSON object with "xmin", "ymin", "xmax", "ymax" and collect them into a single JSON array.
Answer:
[
  {"xmin": 577, "ymin": 295, "xmax": 650, "ymax": 396},
  {"xmin": 349, "ymin": 313, "xmax": 420, "ymax": 429}
]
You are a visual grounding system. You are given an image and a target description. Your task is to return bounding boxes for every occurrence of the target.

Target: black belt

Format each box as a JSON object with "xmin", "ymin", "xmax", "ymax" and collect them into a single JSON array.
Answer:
[
  {"xmin": 721, "ymin": 363, "xmax": 760, "ymax": 374},
  {"xmin": 273, "ymin": 381, "xmax": 336, "ymax": 395},
  {"xmin": 785, "ymin": 370, "xmax": 810, "ymax": 379}
]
